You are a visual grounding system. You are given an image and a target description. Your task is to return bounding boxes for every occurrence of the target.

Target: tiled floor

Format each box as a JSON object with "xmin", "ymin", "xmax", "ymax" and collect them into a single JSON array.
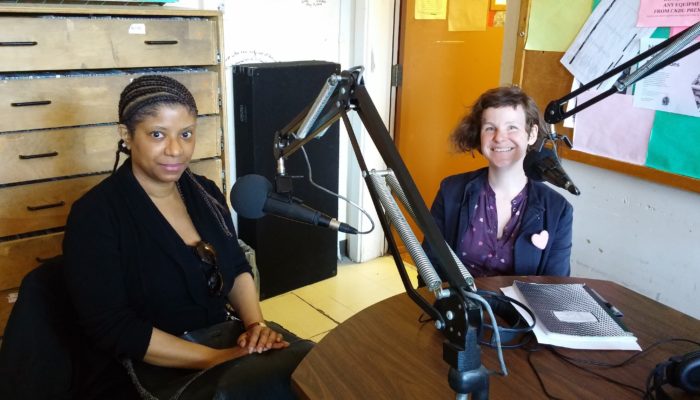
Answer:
[{"xmin": 260, "ymin": 255, "xmax": 418, "ymax": 342}]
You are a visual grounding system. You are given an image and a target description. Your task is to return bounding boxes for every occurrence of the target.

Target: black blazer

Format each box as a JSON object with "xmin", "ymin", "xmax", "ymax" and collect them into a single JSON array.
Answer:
[
  {"xmin": 63, "ymin": 160, "xmax": 251, "ymax": 396},
  {"xmin": 424, "ymin": 168, "xmax": 573, "ymax": 278}
]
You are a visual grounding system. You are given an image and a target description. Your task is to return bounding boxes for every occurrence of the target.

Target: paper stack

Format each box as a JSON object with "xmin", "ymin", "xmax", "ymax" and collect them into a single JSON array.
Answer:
[{"xmin": 502, "ymin": 281, "xmax": 641, "ymax": 351}]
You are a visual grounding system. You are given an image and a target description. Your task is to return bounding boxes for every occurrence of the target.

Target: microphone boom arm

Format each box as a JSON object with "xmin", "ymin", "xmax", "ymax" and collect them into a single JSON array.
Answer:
[
  {"xmin": 273, "ymin": 67, "xmax": 489, "ymax": 398},
  {"xmin": 545, "ymin": 21, "xmax": 700, "ymax": 124}
]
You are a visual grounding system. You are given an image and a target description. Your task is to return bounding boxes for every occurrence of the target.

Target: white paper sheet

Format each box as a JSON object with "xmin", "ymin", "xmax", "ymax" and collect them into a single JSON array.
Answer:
[
  {"xmin": 561, "ymin": 0, "xmax": 655, "ymax": 89},
  {"xmin": 633, "ymin": 37, "xmax": 700, "ymax": 117}
]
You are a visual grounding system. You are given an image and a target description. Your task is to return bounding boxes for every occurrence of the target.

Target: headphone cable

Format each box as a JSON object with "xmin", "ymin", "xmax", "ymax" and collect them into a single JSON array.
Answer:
[{"xmin": 526, "ymin": 338, "xmax": 700, "ymax": 399}]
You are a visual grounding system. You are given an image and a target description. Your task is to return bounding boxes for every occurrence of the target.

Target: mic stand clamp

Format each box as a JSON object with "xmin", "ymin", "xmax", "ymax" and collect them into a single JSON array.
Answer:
[
  {"xmin": 435, "ymin": 291, "xmax": 489, "ymax": 399},
  {"xmin": 535, "ymin": 126, "xmax": 573, "ymax": 154},
  {"xmin": 272, "ymin": 131, "xmax": 305, "ymax": 196}
]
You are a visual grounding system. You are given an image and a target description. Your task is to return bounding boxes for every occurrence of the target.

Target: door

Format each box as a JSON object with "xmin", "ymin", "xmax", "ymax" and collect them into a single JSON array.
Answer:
[{"xmin": 395, "ymin": 0, "xmax": 506, "ymax": 229}]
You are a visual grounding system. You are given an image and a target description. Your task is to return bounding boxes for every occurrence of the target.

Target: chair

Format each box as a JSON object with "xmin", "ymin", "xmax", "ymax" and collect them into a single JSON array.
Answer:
[{"xmin": 0, "ymin": 256, "xmax": 77, "ymax": 399}]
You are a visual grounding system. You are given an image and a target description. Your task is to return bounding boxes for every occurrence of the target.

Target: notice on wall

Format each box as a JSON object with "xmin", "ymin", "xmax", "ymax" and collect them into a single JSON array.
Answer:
[
  {"xmin": 646, "ymin": 111, "xmax": 700, "ymax": 179},
  {"xmin": 415, "ymin": 0, "xmax": 447, "ymax": 20},
  {"xmin": 633, "ymin": 37, "xmax": 700, "ymax": 118},
  {"xmin": 637, "ymin": 0, "xmax": 700, "ymax": 27},
  {"xmin": 525, "ymin": 0, "xmax": 593, "ymax": 52},
  {"xmin": 448, "ymin": 0, "xmax": 489, "ymax": 31},
  {"xmin": 572, "ymin": 88, "xmax": 655, "ymax": 166},
  {"xmin": 561, "ymin": 0, "xmax": 655, "ymax": 91}
]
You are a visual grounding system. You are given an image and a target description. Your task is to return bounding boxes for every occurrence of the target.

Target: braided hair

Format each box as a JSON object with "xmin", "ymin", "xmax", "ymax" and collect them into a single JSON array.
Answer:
[
  {"xmin": 114, "ymin": 74, "xmax": 233, "ymax": 237},
  {"xmin": 114, "ymin": 74, "xmax": 198, "ymax": 171}
]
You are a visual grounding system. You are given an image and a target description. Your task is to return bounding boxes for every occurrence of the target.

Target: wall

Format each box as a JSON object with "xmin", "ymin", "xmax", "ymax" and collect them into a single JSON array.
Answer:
[{"xmin": 564, "ymin": 160, "xmax": 700, "ymax": 319}]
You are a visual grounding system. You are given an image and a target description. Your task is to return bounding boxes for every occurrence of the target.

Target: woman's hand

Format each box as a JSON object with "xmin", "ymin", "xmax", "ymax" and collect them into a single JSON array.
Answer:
[
  {"xmin": 237, "ymin": 322, "xmax": 290, "ymax": 354},
  {"xmin": 206, "ymin": 345, "xmax": 250, "ymax": 368}
]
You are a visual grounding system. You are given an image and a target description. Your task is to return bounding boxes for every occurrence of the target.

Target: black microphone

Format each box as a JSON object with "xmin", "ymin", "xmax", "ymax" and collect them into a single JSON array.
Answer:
[
  {"xmin": 524, "ymin": 147, "xmax": 581, "ymax": 195},
  {"xmin": 230, "ymin": 174, "xmax": 359, "ymax": 234}
]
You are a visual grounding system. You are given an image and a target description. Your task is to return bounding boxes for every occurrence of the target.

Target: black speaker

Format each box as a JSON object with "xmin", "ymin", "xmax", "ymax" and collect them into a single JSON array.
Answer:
[{"xmin": 233, "ymin": 61, "xmax": 340, "ymax": 299}]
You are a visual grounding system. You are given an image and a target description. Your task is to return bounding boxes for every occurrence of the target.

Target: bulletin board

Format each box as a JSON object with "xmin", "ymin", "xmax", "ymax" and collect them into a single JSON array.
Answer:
[{"xmin": 512, "ymin": 0, "xmax": 700, "ymax": 194}]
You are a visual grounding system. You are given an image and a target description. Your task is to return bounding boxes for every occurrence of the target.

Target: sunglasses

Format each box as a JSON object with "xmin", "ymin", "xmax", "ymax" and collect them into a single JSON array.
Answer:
[{"xmin": 195, "ymin": 241, "xmax": 224, "ymax": 297}]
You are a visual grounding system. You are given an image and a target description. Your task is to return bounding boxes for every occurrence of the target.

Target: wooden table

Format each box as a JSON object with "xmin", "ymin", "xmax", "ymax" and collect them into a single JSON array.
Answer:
[{"xmin": 292, "ymin": 276, "xmax": 700, "ymax": 399}]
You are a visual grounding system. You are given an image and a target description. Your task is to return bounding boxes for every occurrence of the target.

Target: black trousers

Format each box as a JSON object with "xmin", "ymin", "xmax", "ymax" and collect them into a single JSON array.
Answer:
[{"xmin": 128, "ymin": 320, "xmax": 314, "ymax": 400}]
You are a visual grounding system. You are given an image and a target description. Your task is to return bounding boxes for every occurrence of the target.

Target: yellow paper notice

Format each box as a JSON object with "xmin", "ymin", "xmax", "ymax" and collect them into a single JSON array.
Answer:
[
  {"xmin": 525, "ymin": 0, "xmax": 593, "ymax": 52},
  {"xmin": 448, "ymin": 0, "xmax": 489, "ymax": 32},
  {"xmin": 415, "ymin": 0, "xmax": 447, "ymax": 20}
]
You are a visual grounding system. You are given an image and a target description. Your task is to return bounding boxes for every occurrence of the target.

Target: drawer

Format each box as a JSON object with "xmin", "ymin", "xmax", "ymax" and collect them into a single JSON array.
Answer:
[
  {"xmin": 0, "ymin": 71, "xmax": 219, "ymax": 132},
  {"xmin": 0, "ymin": 115, "xmax": 221, "ymax": 185},
  {"xmin": 0, "ymin": 174, "xmax": 106, "ymax": 237},
  {"xmin": 0, "ymin": 17, "xmax": 217, "ymax": 72},
  {"xmin": 0, "ymin": 232, "xmax": 63, "ymax": 289},
  {"xmin": 0, "ymin": 288, "xmax": 18, "ymax": 337},
  {"xmin": 190, "ymin": 158, "xmax": 223, "ymax": 192}
]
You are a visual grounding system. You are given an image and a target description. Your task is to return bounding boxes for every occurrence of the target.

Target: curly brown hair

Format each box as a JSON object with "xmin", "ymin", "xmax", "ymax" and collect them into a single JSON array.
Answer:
[{"xmin": 450, "ymin": 86, "xmax": 547, "ymax": 154}]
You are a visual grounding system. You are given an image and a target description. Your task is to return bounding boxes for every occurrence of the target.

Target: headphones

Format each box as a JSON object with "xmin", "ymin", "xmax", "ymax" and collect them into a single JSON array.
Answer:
[
  {"xmin": 476, "ymin": 290, "xmax": 536, "ymax": 348},
  {"xmin": 649, "ymin": 350, "xmax": 700, "ymax": 399}
]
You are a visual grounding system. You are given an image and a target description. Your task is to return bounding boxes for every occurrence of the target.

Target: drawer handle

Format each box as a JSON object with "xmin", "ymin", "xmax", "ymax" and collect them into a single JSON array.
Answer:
[
  {"xmin": 0, "ymin": 41, "xmax": 38, "ymax": 46},
  {"xmin": 11, "ymin": 100, "xmax": 52, "ymax": 107},
  {"xmin": 27, "ymin": 201, "xmax": 65, "ymax": 212},
  {"xmin": 145, "ymin": 40, "xmax": 179, "ymax": 45},
  {"xmin": 19, "ymin": 151, "xmax": 59, "ymax": 160},
  {"xmin": 35, "ymin": 255, "xmax": 59, "ymax": 263}
]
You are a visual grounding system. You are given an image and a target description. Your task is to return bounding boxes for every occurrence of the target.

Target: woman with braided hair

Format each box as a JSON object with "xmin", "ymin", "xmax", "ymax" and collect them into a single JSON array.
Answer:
[{"xmin": 63, "ymin": 75, "xmax": 313, "ymax": 399}]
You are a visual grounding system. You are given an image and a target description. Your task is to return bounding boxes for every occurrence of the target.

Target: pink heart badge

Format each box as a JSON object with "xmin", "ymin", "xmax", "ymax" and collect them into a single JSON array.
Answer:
[{"xmin": 531, "ymin": 230, "xmax": 549, "ymax": 250}]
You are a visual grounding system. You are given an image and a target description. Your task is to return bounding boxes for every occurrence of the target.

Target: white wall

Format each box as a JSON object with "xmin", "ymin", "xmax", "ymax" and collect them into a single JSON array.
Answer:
[{"xmin": 564, "ymin": 160, "xmax": 700, "ymax": 319}]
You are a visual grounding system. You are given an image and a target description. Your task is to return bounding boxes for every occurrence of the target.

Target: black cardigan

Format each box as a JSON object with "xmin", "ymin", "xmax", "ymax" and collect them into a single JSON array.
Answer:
[{"xmin": 63, "ymin": 160, "xmax": 251, "ymax": 397}]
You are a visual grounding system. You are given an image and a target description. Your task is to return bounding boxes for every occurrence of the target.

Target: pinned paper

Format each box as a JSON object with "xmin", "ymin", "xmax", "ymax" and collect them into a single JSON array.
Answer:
[
  {"xmin": 525, "ymin": 0, "xmax": 593, "ymax": 52},
  {"xmin": 645, "ymin": 111, "xmax": 700, "ymax": 179},
  {"xmin": 448, "ymin": 0, "xmax": 489, "ymax": 31},
  {"xmin": 572, "ymin": 89, "xmax": 655, "ymax": 165},
  {"xmin": 415, "ymin": 0, "xmax": 447, "ymax": 20},
  {"xmin": 561, "ymin": 0, "xmax": 655, "ymax": 90},
  {"xmin": 637, "ymin": 0, "xmax": 700, "ymax": 27},
  {"xmin": 633, "ymin": 37, "xmax": 700, "ymax": 118}
]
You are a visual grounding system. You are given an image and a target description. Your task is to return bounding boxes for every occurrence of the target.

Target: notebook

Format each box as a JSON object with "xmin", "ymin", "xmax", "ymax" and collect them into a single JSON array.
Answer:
[{"xmin": 501, "ymin": 281, "xmax": 641, "ymax": 350}]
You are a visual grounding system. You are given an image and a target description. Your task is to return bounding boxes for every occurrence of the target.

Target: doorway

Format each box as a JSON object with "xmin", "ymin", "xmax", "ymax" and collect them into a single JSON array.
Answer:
[{"xmin": 394, "ymin": 0, "xmax": 506, "ymax": 223}]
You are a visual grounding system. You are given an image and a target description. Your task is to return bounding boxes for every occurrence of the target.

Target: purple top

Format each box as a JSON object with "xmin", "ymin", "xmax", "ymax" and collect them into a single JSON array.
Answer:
[{"xmin": 457, "ymin": 180, "xmax": 528, "ymax": 277}]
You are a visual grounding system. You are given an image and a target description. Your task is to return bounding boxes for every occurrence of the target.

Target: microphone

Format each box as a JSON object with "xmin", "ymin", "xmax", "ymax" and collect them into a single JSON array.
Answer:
[
  {"xmin": 524, "ymin": 147, "xmax": 581, "ymax": 195},
  {"xmin": 230, "ymin": 174, "xmax": 359, "ymax": 234}
]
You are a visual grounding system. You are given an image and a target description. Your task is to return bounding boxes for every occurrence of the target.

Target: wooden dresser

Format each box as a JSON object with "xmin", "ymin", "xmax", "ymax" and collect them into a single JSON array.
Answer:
[{"xmin": 0, "ymin": 4, "xmax": 230, "ymax": 336}]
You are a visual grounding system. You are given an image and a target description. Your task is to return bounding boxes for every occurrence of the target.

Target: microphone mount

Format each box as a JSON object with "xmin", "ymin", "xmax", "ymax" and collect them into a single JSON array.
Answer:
[{"xmin": 535, "ymin": 125, "xmax": 573, "ymax": 154}]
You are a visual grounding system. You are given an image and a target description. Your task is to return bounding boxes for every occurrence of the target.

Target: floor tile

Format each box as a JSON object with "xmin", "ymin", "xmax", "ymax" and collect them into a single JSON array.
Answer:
[
  {"xmin": 261, "ymin": 255, "xmax": 420, "ymax": 341},
  {"xmin": 260, "ymin": 292, "xmax": 337, "ymax": 339},
  {"xmin": 309, "ymin": 330, "xmax": 330, "ymax": 343}
]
